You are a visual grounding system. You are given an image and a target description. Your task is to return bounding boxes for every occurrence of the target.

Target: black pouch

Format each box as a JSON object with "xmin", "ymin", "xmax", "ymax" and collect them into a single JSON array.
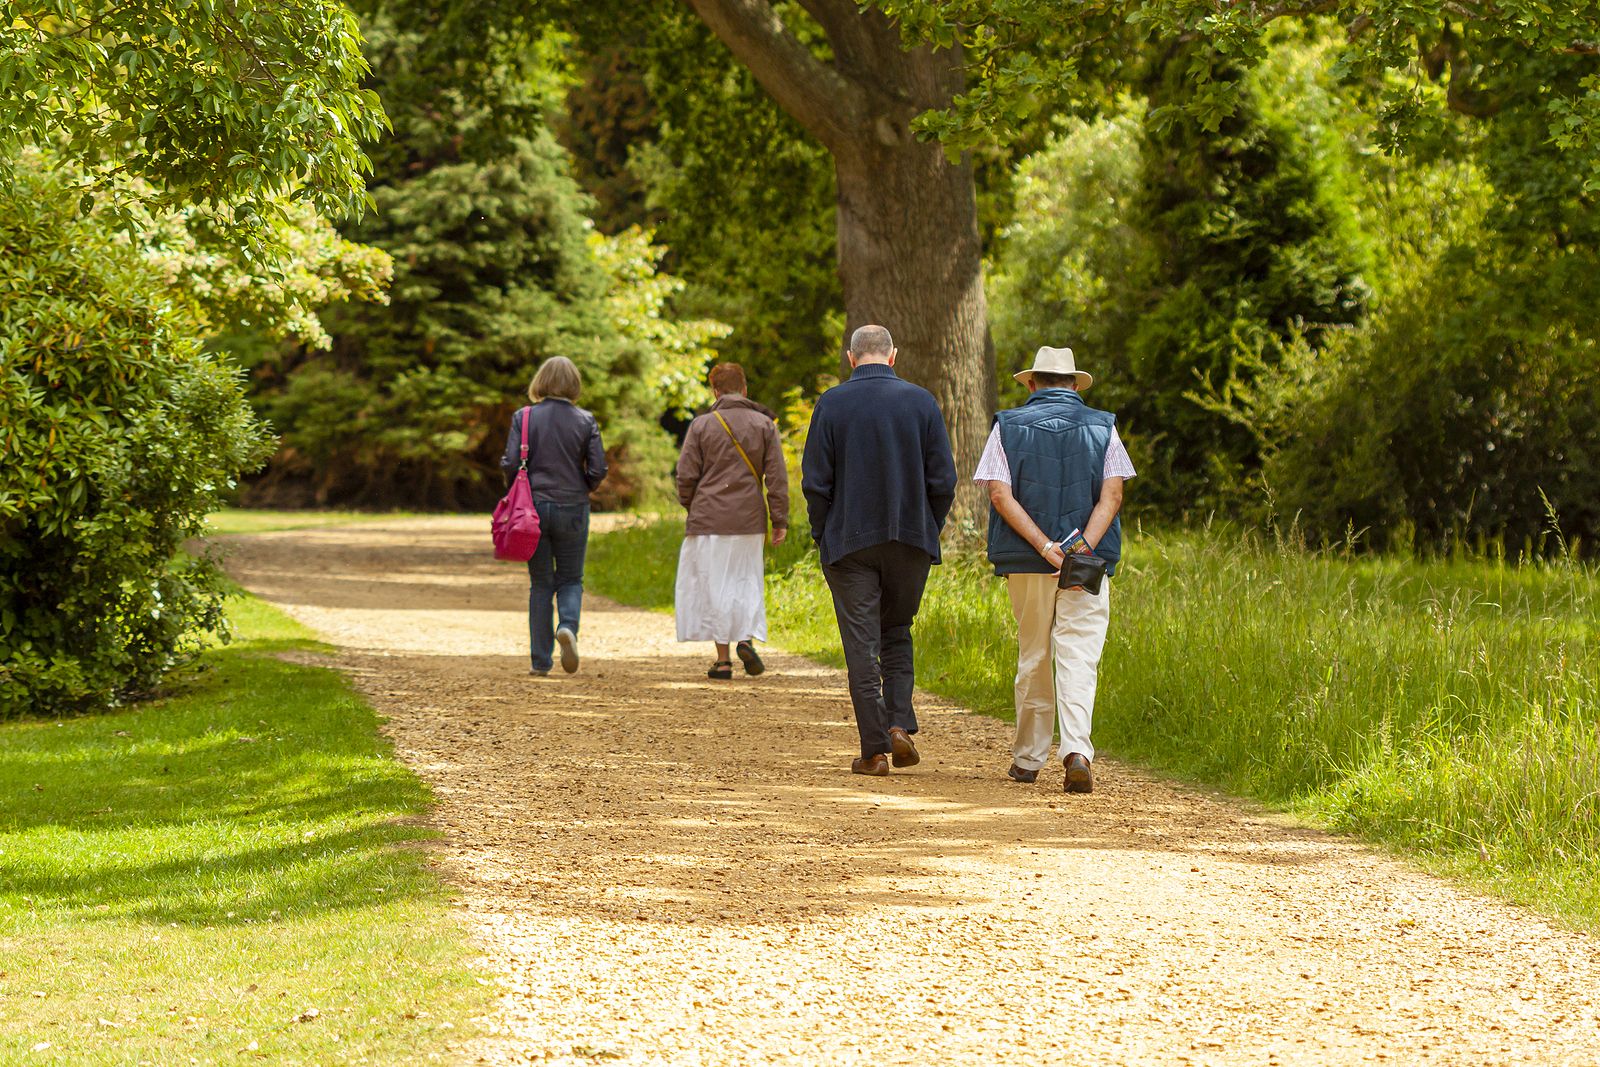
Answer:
[{"xmin": 1058, "ymin": 552, "xmax": 1107, "ymax": 595}]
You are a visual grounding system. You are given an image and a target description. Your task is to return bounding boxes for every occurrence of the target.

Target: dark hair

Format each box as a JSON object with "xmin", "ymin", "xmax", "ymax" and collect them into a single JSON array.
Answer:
[
  {"xmin": 1031, "ymin": 371, "xmax": 1079, "ymax": 389},
  {"xmin": 708, "ymin": 362, "xmax": 747, "ymax": 395}
]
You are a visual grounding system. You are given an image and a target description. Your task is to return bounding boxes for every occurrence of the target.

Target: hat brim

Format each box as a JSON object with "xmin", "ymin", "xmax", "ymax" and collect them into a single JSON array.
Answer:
[{"xmin": 1014, "ymin": 369, "xmax": 1093, "ymax": 390}]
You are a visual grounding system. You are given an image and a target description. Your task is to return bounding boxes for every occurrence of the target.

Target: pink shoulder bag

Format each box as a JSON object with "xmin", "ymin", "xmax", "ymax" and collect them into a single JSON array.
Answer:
[{"xmin": 492, "ymin": 406, "xmax": 542, "ymax": 561}]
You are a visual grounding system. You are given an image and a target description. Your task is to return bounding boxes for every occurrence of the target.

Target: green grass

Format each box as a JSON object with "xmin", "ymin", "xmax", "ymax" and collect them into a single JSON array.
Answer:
[
  {"xmin": 588, "ymin": 516, "xmax": 1600, "ymax": 931},
  {"xmin": 207, "ymin": 508, "xmax": 431, "ymax": 536},
  {"xmin": 0, "ymin": 594, "xmax": 487, "ymax": 1063}
]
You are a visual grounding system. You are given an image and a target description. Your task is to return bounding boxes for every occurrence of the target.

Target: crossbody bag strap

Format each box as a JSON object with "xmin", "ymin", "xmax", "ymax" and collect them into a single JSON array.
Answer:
[{"xmin": 712, "ymin": 410, "xmax": 770, "ymax": 527}]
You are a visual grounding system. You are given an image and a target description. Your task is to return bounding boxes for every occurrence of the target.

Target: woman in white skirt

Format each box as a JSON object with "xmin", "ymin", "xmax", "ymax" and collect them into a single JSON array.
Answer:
[{"xmin": 675, "ymin": 362, "xmax": 790, "ymax": 679}]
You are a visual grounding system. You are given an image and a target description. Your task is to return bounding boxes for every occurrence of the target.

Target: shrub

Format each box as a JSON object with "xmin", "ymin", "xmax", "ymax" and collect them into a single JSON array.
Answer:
[
  {"xmin": 0, "ymin": 161, "xmax": 273, "ymax": 717},
  {"xmin": 1258, "ymin": 243, "xmax": 1600, "ymax": 555},
  {"xmin": 987, "ymin": 38, "xmax": 1369, "ymax": 515}
]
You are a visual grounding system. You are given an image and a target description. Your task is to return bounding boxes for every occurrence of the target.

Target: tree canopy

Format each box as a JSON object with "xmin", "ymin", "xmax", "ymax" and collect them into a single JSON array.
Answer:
[
  {"xmin": 1, "ymin": 2, "xmax": 395, "ymax": 713},
  {"xmin": 1, "ymin": 0, "xmax": 385, "ymax": 228},
  {"xmin": 885, "ymin": 1, "xmax": 1600, "ymax": 163}
]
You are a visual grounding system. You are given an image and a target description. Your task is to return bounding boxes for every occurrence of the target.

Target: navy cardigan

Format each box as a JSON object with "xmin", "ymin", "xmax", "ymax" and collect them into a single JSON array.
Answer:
[{"xmin": 800, "ymin": 363, "xmax": 958, "ymax": 566}]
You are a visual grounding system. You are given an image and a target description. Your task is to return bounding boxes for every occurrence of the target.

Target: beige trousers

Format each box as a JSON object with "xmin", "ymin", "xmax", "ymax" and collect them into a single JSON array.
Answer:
[{"xmin": 1006, "ymin": 574, "xmax": 1111, "ymax": 770}]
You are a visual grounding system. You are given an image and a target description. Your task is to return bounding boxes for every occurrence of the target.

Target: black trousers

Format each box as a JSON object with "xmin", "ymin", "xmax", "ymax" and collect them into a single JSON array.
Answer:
[{"xmin": 821, "ymin": 541, "xmax": 933, "ymax": 759}]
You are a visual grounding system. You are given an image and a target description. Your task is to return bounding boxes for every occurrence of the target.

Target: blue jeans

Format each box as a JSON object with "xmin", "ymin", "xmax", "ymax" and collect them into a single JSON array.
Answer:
[{"xmin": 527, "ymin": 501, "xmax": 590, "ymax": 671}]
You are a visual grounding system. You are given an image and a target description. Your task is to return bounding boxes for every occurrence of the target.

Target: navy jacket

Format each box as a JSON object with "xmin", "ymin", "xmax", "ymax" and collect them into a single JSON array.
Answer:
[
  {"xmin": 800, "ymin": 363, "xmax": 958, "ymax": 566},
  {"xmin": 500, "ymin": 399, "xmax": 607, "ymax": 504},
  {"xmin": 986, "ymin": 388, "xmax": 1121, "ymax": 576}
]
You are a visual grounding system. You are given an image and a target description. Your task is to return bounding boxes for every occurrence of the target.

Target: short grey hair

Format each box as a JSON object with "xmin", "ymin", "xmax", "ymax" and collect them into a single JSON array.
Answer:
[{"xmin": 849, "ymin": 324, "xmax": 894, "ymax": 360}]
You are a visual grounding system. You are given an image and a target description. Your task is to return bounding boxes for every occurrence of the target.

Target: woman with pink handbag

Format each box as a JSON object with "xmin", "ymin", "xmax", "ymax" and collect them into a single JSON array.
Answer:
[{"xmin": 498, "ymin": 357, "xmax": 608, "ymax": 676}]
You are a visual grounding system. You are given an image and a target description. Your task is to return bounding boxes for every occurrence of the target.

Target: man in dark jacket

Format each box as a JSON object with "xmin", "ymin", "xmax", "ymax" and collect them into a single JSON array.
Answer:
[{"xmin": 801, "ymin": 324, "xmax": 958, "ymax": 776}]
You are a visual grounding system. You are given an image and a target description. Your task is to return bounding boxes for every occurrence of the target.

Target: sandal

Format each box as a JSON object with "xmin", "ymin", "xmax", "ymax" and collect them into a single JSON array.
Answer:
[
  {"xmin": 735, "ymin": 640, "xmax": 765, "ymax": 676},
  {"xmin": 707, "ymin": 660, "xmax": 734, "ymax": 680}
]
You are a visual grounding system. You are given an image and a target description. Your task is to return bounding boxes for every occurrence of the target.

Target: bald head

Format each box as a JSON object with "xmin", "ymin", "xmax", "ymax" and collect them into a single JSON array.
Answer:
[{"xmin": 848, "ymin": 324, "xmax": 895, "ymax": 366}]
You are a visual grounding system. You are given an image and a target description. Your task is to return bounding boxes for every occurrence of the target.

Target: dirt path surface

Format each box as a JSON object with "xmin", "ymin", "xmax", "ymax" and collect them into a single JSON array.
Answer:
[{"xmin": 223, "ymin": 517, "xmax": 1600, "ymax": 1066}]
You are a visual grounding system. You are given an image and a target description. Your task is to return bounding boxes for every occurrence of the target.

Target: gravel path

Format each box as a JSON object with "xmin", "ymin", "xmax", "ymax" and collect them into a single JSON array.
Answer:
[{"xmin": 223, "ymin": 517, "xmax": 1600, "ymax": 1066}]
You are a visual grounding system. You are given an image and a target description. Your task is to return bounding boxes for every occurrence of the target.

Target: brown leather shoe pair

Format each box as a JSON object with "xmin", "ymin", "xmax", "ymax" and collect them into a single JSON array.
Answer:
[
  {"xmin": 1064, "ymin": 752, "xmax": 1094, "ymax": 793},
  {"xmin": 853, "ymin": 728, "xmax": 921, "ymax": 776},
  {"xmin": 851, "ymin": 753, "xmax": 889, "ymax": 776}
]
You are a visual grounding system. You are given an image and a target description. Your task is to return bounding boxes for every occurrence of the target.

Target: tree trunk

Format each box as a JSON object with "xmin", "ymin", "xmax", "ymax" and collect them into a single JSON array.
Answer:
[
  {"xmin": 681, "ymin": 0, "xmax": 997, "ymax": 529},
  {"xmin": 834, "ymin": 138, "xmax": 993, "ymax": 529}
]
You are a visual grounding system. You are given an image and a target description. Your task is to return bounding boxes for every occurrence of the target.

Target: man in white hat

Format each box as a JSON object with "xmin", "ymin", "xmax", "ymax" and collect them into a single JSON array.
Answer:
[{"xmin": 973, "ymin": 346, "xmax": 1135, "ymax": 792}]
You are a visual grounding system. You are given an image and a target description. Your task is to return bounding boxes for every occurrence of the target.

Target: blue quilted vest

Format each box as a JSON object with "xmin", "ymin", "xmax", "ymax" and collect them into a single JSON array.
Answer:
[{"xmin": 985, "ymin": 388, "xmax": 1122, "ymax": 576}]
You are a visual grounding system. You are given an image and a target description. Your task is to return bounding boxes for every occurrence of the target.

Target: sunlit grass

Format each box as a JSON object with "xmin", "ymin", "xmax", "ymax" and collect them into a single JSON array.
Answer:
[
  {"xmin": 0, "ymin": 594, "xmax": 487, "ymax": 1063},
  {"xmin": 589, "ymin": 517, "xmax": 1600, "ymax": 930},
  {"xmin": 206, "ymin": 508, "xmax": 432, "ymax": 536}
]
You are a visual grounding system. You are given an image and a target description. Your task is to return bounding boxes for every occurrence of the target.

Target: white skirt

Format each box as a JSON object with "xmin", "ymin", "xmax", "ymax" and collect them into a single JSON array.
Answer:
[{"xmin": 674, "ymin": 534, "xmax": 767, "ymax": 643}]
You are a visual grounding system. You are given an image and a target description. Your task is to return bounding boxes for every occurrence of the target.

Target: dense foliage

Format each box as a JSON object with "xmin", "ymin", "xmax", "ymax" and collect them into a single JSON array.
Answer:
[
  {"xmin": 241, "ymin": 24, "xmax": 726, "ymax": 510},
  {"xmin": 0, "ymin": 161, "xmax": 274, "ymax": 717},
  {"xmin": 560, "ymin": 16, "xmax": 842, "ymax": 412},
  {"xmin": 991, "ymin": 40, "xmax": 1368, "ymax": 513},
  {"xmin": 884, "ymin": 1, "xmax": 1600, "ymax": 172},
  {"xmin": 1, "ymin": 1, "xmax": 400, "ymax": 715},
  {"xmin": 1247, "ymin": 163, "xmax": 1600, "ymax": 553},
  {"xmin": 0, "ymin": 1, "xmax": 383, "ymax": 241}
]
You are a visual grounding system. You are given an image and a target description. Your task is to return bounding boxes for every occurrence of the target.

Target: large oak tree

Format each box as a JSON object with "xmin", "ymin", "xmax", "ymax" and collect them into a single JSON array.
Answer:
[
  {"xmin": 402, "ymin": 1, "xmax": 1598, "ymax": 490},
  {"xmin": 685, "ymin": 1, "xmax": 997, "ymax": 482}
]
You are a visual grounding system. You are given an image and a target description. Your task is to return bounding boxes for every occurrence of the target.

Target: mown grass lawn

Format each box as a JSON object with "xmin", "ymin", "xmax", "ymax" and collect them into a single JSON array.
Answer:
[
  {"xmin": 0, "ymin": 595, "xmax": 488, "ymax": 1064},
  {"xmin": 588, "ymin": 515, "xmax": 1600, "ymax": 932}
]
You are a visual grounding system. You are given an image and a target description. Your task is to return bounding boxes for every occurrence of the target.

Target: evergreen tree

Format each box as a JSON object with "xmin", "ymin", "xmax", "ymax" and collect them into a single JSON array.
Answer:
[
  {"xmin": 244, "ymin": 24, "xmax": 721, "ymax": 509},
  {"xmin": 1123, "ymin": 44, "xmax": 1369, "ymax": 508}
]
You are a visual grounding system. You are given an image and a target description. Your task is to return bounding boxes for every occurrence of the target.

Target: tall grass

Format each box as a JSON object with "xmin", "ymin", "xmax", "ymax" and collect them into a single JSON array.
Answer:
[{"xmin": 588, "ymin": 516, "xmax": 1600, "ymax": 928}]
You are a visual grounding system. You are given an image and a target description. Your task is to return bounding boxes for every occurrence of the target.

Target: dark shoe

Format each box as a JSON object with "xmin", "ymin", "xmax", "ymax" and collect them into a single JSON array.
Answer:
[
  {"xmin": 707, "ymin": 660, "xmax": 733, "ymax": 680},
  {"xmin": 735, "ymin": 640, "xmax": 765, "ymax": 676},
  {"xmin": 887, "ymin": 726, "xmax": 920, "ymax": 768},
  {"xmin": 1007, "ymin": 762, "xmax": 1038, "ymax": 784},
  {"xmin": 851, "ymin": 753, "xmax": 890, "ymax": 777},
  {"xmin": 1064, "ymin": 752, "xmax": 1094, "ymax": 794},
  {"xmin": 556, "ymin": 627, "xmax": 579, "ymax": 673},
  {"xmin": 529, "ymin": 668, "xmax": 549, "ymax": 677}
]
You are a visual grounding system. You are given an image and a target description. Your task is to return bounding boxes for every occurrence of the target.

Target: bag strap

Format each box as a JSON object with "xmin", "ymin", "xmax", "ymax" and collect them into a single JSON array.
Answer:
[
  {"xmin": 518, "ymin": 405, "xmax": 531, "ymax": 470},
  {"xmin": 713, "ymin": 410, "xmax": 770, "ymax": 527}
]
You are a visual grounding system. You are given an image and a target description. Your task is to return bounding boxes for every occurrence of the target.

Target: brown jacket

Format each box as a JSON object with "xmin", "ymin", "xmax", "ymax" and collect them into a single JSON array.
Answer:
[{"xmin": 677, "ymin": 395, "xmax": 790, "ymax": 536}]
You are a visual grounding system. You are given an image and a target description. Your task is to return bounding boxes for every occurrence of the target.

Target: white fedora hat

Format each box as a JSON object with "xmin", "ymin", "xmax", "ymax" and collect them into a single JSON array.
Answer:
[{"xmin": 1014, "ymin": 345, "xmax": 1092, "ymax": 390}]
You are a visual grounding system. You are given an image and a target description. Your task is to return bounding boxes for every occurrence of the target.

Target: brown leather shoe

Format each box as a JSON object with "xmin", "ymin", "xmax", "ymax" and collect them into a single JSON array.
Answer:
[
  {"xmin": 1007, "ymin": 762, "xmax": 1038, "ymax": 783},
  {"xmin": 851, "ymin": 753, "xmax": 890, "ymax": 776},
  {"xmin": 887, "ymin": 727, "xmax": 920, "ymax": 767},
  {"xmin": 1064, "ymin": 752, "xmax": 1094, "ymax": 793}
]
